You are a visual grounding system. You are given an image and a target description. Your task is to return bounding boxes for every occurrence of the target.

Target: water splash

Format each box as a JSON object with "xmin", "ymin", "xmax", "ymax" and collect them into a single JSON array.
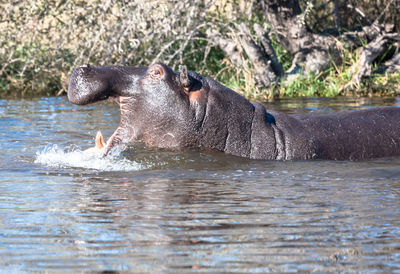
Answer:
[{"xmin": 34, "ymin": 144, "xmax": 145, "ymax": 172}]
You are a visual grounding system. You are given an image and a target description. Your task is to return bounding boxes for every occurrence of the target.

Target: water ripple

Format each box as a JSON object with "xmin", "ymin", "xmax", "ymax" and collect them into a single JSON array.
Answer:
[{"xmin": 1, "ymin": 97, "xmax": 400, "ymax": 272}]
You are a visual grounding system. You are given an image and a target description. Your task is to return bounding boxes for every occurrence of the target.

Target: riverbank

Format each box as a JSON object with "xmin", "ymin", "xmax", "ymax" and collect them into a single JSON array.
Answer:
[{"xmin": 1, "ymin": 68, "xmax": 399, "ymax": 100}]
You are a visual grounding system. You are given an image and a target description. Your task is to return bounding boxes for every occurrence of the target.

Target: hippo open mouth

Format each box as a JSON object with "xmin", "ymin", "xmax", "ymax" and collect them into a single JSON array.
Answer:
[
  {"xmin": 76, "ymin": 98, "xmax": 131, "ymax": 155},
  {"xmin": 88, "ymin": 94, "xmax": 144, "ymax": 155},
  {"xmin": 67, "ymin": 64, "xmax": 141, "ymax": 154},
  {"xmin": 68, "ymin": 63, "xmax": 205, "ymax": 156}
]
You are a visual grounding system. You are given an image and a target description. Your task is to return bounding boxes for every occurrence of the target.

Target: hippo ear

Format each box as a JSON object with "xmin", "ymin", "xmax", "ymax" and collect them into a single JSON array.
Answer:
[
  {"xmin": 148, "ymin": 64, "xmax": 165, "ymax": 79},
  {"xmin": 179, "ymin": 65, "xmax": 191, "ymax": 89}
]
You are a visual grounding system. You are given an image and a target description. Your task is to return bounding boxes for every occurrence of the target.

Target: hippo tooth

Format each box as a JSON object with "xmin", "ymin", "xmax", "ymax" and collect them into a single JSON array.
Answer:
[{"xmin": 95, "ymin": 131, "xmax": 106, "ymax": 149}]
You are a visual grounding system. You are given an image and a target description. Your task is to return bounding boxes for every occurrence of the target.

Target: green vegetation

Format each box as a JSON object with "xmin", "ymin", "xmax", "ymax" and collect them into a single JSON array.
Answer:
[
  {"xmin": 0, "ymin": 0, "xmax": 399, "ymax": 99},
  {"xmin": 277, "ymin": 48, "xmax": 400, "ymax": 99}
]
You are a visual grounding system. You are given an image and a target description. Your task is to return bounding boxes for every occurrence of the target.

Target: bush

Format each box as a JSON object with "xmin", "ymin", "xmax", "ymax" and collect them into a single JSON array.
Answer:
[{"xmin": 0, "ymin": 0, "xmax": 399, "ymax": 98}]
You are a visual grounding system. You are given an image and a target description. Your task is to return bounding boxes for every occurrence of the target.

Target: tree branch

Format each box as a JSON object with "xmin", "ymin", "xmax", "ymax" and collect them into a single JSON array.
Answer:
[
  {"xmin": 206, "ymin": 28, "xmax": 243, "ymax": 68},
  {"xmin": 237, "ymin": 23, "xmax": 278, "ymax": 88},
  {"xmin": 253, "ymin": 23, "xmax": 284, "ymax": 77},
  {"xmin": 376, "ymin": 50, "xmax": 400, "ymax": 73}
]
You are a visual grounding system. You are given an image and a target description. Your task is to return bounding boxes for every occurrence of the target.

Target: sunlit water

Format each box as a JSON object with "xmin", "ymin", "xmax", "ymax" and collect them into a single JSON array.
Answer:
[{"xmin": 0, "ymin": 96, "xmax": 399, "ymax": 272}]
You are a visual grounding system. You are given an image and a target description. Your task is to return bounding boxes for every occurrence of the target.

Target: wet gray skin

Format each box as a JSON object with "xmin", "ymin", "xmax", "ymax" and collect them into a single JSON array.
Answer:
[{"xmin": 68, "ymin": 63, "xmax": 400, "ymax": 160}]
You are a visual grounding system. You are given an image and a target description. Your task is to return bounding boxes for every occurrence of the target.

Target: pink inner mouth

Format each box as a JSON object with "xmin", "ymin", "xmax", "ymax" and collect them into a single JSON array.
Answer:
[
  {"xmin": 101, "ymin": 95, "xmax": 136, "ymax": 155},
  {"xmin": 111, "ymin": 96, "xmax": 121, "ymax": 105}
]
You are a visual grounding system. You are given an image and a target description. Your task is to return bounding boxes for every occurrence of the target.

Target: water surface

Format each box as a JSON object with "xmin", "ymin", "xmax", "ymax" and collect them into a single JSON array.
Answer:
[{"xmin": 0, "ymin": 97, "xmax": 399, "ymax": 272}]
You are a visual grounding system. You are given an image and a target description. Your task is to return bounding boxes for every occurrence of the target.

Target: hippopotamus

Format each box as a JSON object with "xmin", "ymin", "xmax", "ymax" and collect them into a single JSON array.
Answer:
[{"xmin": 68, "ymin": 63, "xmax": 400, "ymax": 160}]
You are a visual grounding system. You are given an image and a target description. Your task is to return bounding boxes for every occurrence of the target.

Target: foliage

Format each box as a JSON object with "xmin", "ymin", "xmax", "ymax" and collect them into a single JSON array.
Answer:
[
  {"xmin": 275, "ymin": 47, "xmax": 400, "ymax": 99},
  {"xmin": 0, "ymin": 0, "xmax": 399, "ymax": 98}
]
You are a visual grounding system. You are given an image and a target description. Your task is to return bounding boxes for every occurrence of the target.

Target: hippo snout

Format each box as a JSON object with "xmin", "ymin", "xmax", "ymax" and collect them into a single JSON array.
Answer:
[{"xmin": 68, "ymin": 64, "xmax": 111, "ymax": 105}]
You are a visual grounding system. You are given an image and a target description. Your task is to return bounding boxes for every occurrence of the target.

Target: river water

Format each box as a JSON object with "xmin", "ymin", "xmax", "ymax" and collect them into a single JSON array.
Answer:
[{"xmin": 0, "ymin": 96, "xmax": 399, "ymax": 272}]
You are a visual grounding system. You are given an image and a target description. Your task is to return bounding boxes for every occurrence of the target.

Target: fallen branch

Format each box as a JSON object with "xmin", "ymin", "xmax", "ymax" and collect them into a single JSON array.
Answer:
[
  {"xmin": 237, "ymin": 23, "xmax": 278, "ymax": 88},
  {"xmin": 206, "ymin": 28, "xmax": 243, "ymax": 68},
  {"xmin": 253, "ymin": 23, "xmax": 284, "ymax": 77},
  {"xmin": 343, "ymin": 33, "xmax": 400, "ymax": 90},
  {"xmin": 376, "ymin": 50, "xmax": 400, "ymax": 73}
]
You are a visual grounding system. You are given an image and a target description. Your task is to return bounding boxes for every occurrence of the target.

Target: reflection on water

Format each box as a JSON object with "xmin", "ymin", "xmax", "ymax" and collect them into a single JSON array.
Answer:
[{"xmin": 0, "ymin": 97, "xmax": 399, "ymax": 272}]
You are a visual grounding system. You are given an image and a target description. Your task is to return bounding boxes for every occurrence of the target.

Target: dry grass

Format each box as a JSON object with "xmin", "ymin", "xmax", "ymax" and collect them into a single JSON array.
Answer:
[{"xmin": 0, "ymin": 0, "xmax": 217, "ymax": 96}]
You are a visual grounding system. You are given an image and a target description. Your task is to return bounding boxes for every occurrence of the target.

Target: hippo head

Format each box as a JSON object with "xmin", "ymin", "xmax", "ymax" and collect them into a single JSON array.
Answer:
[{"xmin": 68, "ymin": 63, "xmax": 213, "ymax": 154}]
